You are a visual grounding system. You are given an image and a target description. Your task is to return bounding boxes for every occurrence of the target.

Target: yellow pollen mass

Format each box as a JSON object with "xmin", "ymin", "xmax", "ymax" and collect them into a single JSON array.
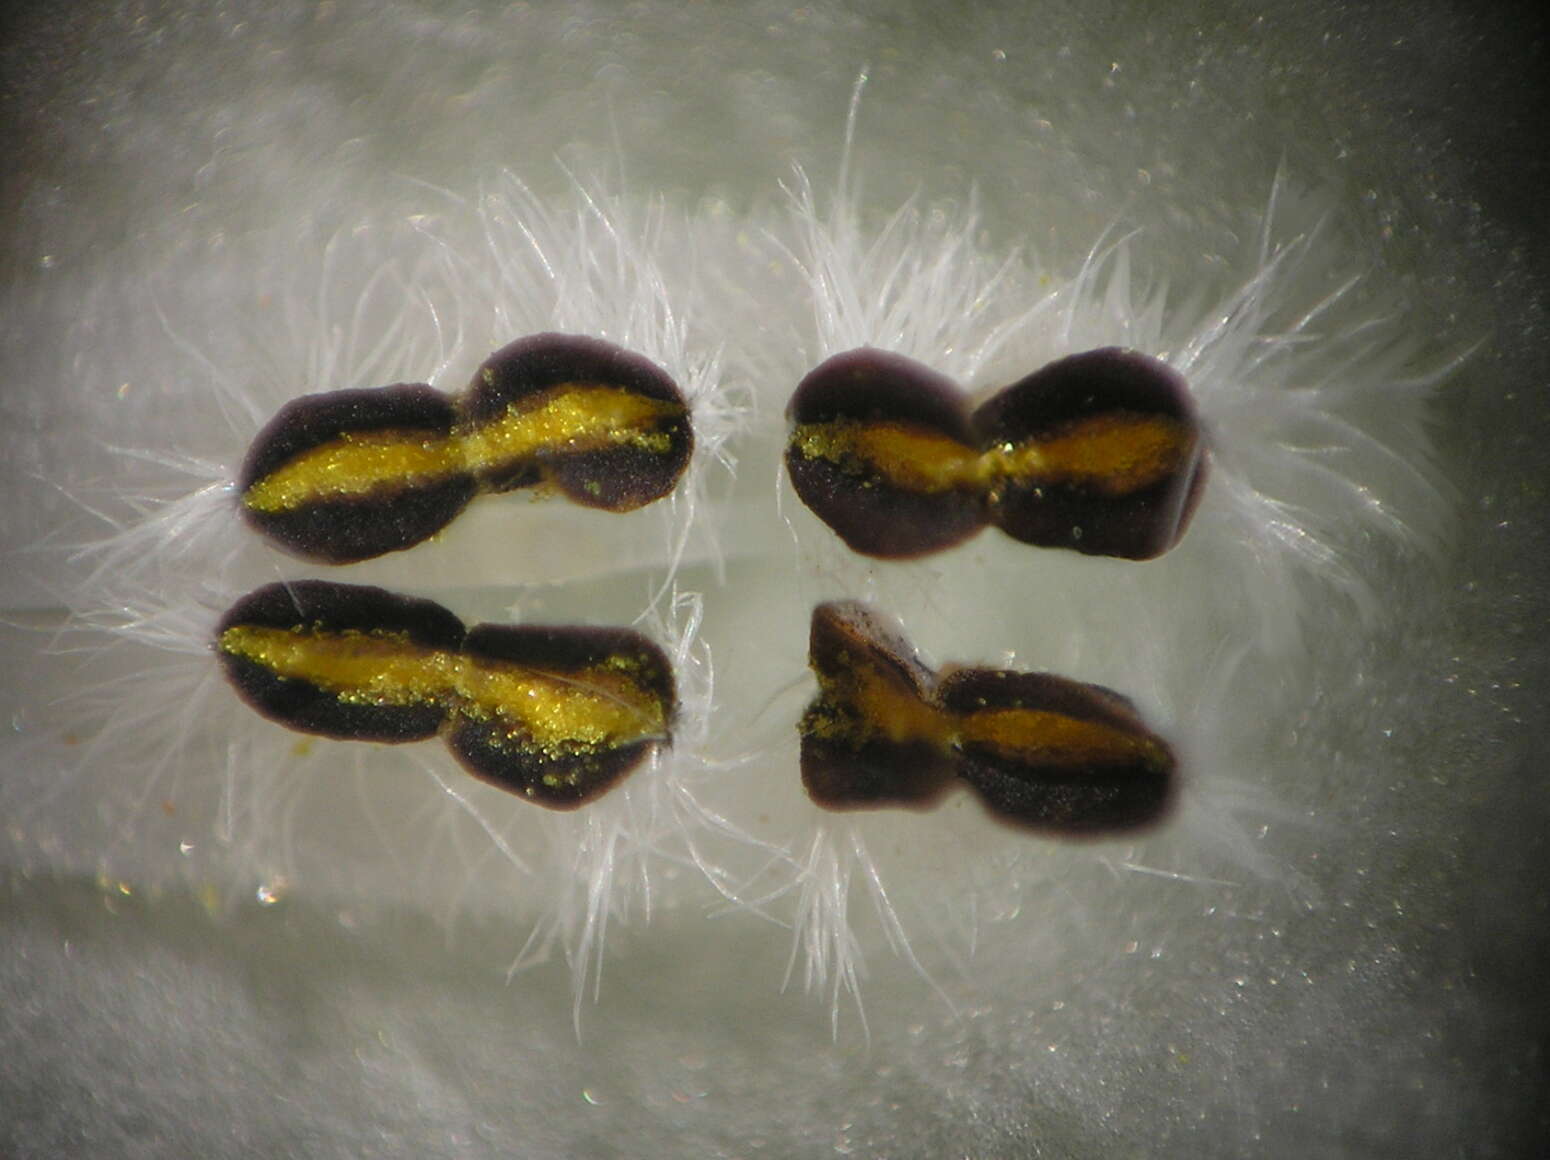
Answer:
[
  {"xmin": 953, "ymin": 707, "xmax": 1168, "ymax": 768},
  {"xmin": 989, "ymin": 413, "xmax": 1193, "ymax": 495},
  {"xmin": 792, "ymin": 420, "xmax": 981, "ymax": 493},
  {"xmin": 456, "ymin": 663, "xmax": 667, "ymax": 753},
  {"xmin": 243, "ymin": 430, "xmax": 464, "ymax": 514},
  {"xmin": 461, "ymin": 384, "xmax": 682, "ymax": 471},
  {"xmin": 219, "ymin": 624, "xmax": 667, "ymax": 752},
  {"xmin": 218, "ymin": 624, "xmax": 452, "ymax": 707},
  {"xmin": 810, "ymin": 648, "xmax": 945, "ymax": 748},
  {"xmin": 243, "ymin": 385, "xmax": 684, "ymax": 515},
  {"xmin": 791, "ymin": 412, "xmax": 1193, "ymax": 498}
]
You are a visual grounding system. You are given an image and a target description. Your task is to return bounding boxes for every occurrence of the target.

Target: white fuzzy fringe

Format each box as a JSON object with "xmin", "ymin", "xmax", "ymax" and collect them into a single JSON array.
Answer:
[{"xmin": 8, "ymin": 146, "xmax": 1456, "ymax": 1033}]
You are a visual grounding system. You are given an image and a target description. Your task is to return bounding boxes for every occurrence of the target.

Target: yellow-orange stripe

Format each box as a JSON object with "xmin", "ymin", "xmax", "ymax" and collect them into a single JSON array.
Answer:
[
  {"xmin": 218, "ymin": 624, "xmax": 667, "ymax": 754},
  {"xmin": 244, "ymin": 383, "xmax": 684, "ymax": 514},
  {"xmin": 790, "ymin": 412, "xmax": 1194, "ymax": 498}
]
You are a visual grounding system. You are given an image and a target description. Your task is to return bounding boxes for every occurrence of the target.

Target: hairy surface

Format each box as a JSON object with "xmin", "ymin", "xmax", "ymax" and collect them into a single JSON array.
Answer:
[{"xmin": 1, "ymin": 2, "xmax": 1545, "ymax": 1158}]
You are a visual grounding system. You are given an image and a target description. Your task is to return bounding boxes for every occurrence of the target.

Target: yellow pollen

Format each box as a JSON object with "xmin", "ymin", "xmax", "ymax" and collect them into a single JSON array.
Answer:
[
  {"xmin": 792, "ymin": 420, "xmax": 980, "ymax": 493},
  {"xmin": 808, "ymin": 639, "xmax": 945, "ymax": 750},
  {"xmin": 791, "ymin": 412, "xmax": 1194, "ymax": 497},
  {"xmin": 243, "ymin": 430, "xmax": 462, "ymax": 514},
  {"xmin": 243, "ymin": 384, "xmax": 684, "ymax": 514},
  {"xmin": 460, "ymin": 384, "xmax": 682, "ymax": 471},
  {"xmin": 953, "ymin": 707, "xmax": 1168, "ymax": 768},
  {"xmin": 218, "ymin": 624, "xmax": 666, "ymax": 752},
  {"xmin": 986, "ymin": 413, "xmax": 1194, "ymax": 496}
]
